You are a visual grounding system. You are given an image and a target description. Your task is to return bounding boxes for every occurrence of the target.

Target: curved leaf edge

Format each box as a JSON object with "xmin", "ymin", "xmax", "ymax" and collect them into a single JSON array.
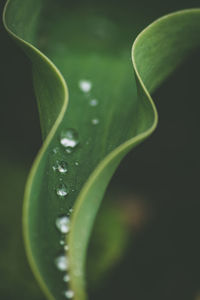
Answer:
[
  {"xmin": 68, "ymin": 8, "xmax": 200, "ymax": 299},
  {"xmin": 3, "ymin": 1, "xmax": 69, "ymax": 300},
  {"xmin": 3, "ymin": 1, "xmax": 200, "ymax": 300}
]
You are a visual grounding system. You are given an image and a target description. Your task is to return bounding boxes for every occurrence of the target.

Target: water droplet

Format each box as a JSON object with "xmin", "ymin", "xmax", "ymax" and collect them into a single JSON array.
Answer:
[
  {"xmin": 52, "ymin": 147, "xmax": 59, "ymax": 154},
  {"xmin": 64, "ymin": 290, "xmax": 74, "ymax": 299},
  {"xmin": 91, "ymin": 118, "xmax": 99, "ymax": 125},
  {"xmin": 75, "ymin": 161, "xmax": 79, "ymax": 166},
  {"xmin": 55, "ymin": 254, "xmax": 68, "ymax": 271},
  {"xmin": 65, "ymin": 147, "xmax": 73, "ymax": 154},
  {"xmin": 64, "ymin": 245, "xmax": 69, "ymax": 251},
  {"xmin": 89, "ymin": 99, "xmax": 98, "ymax": 106},
  {"xmin": 53, "ymin": 161, "xmax": 68, "ymax": 173},
  {"xmin": 56, "ymin": 215, "xmax": 70, "ymax": 234},
  {"xmin": 58, "ymin": 162, "xmax": 68, "ymax": 173},
  {"xmin": 52, "ymin": 166, "xmax": 57, "ymax": 171},
  {"xmin": 79, "ymin": 80, "xmax": 92, "ymax": 93},
  {"xmin": 56, "ymin": 184, "xmax": 69, "ymax": 197},
  {"xmin": 60, "ymin": 129, "xmax": 79, "ymax": 150},
  {"xmin": 63, "ymin": 274, "xmax": 70, "ymax": 282}
]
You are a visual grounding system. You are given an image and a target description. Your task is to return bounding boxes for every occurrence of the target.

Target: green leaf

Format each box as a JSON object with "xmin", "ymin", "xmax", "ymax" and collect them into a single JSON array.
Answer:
[
  {"xmin": 0, "ymin": 157, "xmax": 44, "ymax": 300},
  {"xmin": 86, "ymin": 193, "xmax": 131, "ymax": 290},
  {"xmin": 3, "ymin": 0, "xmax": 200, "ymax": 299}
]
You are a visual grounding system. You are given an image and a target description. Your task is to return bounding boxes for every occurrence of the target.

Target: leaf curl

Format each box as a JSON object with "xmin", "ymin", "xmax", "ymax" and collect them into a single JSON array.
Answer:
[{"xmin": 3, "ymin": 1, "xmax": 200, "ymax": 299}]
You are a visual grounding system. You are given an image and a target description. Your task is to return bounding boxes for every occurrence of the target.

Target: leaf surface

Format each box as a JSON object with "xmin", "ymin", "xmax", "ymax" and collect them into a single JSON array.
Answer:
[{"xmin": 3, "ymin": 1, "xmax": 200, "ymax": 299}]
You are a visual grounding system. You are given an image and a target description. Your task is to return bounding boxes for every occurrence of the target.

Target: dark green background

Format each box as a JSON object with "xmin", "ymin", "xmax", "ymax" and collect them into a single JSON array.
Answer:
[{"xmin": 0, "ymin": 0, "xmax": 200, "ymax": 299}]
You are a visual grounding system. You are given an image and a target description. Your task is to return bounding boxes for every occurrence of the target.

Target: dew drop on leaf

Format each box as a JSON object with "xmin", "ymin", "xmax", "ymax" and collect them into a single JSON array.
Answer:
[
  {"xmin": 55, "ymin": 254, "xmax": 68, "ymax": 271},
  {"xmin": 64, "ymin": 290, "xmax": 74, "ymax": 299},
  {"xmin": 64, "ymin": 245, "xmax": 69, "ymax": 251},
  {"xmin": 52, "ymin": 147, "xmax": 59, "ymax": 154},
  {"xmin": 53, "ymin": 161, "xmax": 68, "ymax": 173},
  {"xmin": 60, "ymin": 129, "xmax": 79, "ymax": 149},
  {"xmin": 57, "ymin": 161, "xmax": 68, "ymax": 174},
  {"xmin": 63, "ymin": 274, "xmax": 70, "ymax": 282},
  {"xmin": 65, "ymin": 147, "xmax": 73, "ymax": 154},
  {"xmin": 79, "ymin": 79, "xmax": 92, "ymax": 93},
  {"xmin": 56, "ymin": 184, "xmax": 69, "ymax": 197},
  {"xmin": 89, "ymin": 98, "xmax": 98, "ymax": 106},
  {"xmin": 56, "ymin": 215, "xmax": 70, "ymax": 234},
  {"xmin": 91, "ymin": 118, "xmax": 99, "ymax": 125}
]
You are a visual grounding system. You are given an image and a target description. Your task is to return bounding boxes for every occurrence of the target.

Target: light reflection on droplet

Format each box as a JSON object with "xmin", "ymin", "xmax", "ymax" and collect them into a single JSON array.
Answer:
[
  {"xmin": 53, "ymin": 161, "xmax": 68, "ymax": 174},
  {"xmin": 52, "ymin": 147, "xmax": 59, "ymax": 154},
  {"xmin": 91, "ymin": 118, "xmax": 99, "ymax": 125},
  {"xmin": 56, "ymin": 215, "xmax": 70, "ymax": 234},
  {"xmin": 79, "ymin": 80, "xmax": 92, "ymax": 93},
  {"xmin": 65, "ymin": 147, "xmax": 73, "ymax": 154},
  {"xmin": 63, "ymin": 274, "xmax": 70, "ymax": 282},
  {"xmin": 89, "ymin": 98, "xmax": 98, "ymax": 106},
  {"xmin": 60, "ymin": 129, "xmax": 79, "ymax": 150},
  {"xmin": 56, "ymin": 184, "xmax": 68, "ymax": 197},
  {"xmin": 64, "ymin": 245, "xmax": 69, "ymax": 251},
  {"xmin": 64, "ymin": 290, "xmax": 74, "ymax": 299},
  {"xmin": 55, "ymin": 254, "xmax": 68, "ymax": 271}
]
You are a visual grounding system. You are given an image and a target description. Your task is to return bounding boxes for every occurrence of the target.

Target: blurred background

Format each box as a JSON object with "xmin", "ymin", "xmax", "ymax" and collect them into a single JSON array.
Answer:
[{"xmin": 0, "ymin": 0, "xmax": 200, "ymax": 299}]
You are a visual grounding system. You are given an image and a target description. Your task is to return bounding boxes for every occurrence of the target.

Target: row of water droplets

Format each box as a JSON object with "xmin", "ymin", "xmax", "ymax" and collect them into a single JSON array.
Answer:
[
  {"xmin": 53, "ymin": 79, "xmax": 98, "ymax": 299},
  {"xmin": 79, "ymin": 80, "xmax": 99, "ymax": 125},
  {"xmin": 53, "ymin": 128, "xmax": 77, "ymax": 299}
]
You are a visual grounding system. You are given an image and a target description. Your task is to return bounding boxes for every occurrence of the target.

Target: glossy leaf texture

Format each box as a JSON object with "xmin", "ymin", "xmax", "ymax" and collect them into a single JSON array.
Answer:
[{"xmin": 3, "ymin": 0, "xmax": 200, "ymax": 299}]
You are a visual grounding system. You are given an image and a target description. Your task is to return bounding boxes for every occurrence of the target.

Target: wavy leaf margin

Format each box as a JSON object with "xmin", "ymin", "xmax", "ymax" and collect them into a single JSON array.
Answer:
[{"xmin": 3, "ymin": 1, "xmax": 200, "ymax": 299}]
